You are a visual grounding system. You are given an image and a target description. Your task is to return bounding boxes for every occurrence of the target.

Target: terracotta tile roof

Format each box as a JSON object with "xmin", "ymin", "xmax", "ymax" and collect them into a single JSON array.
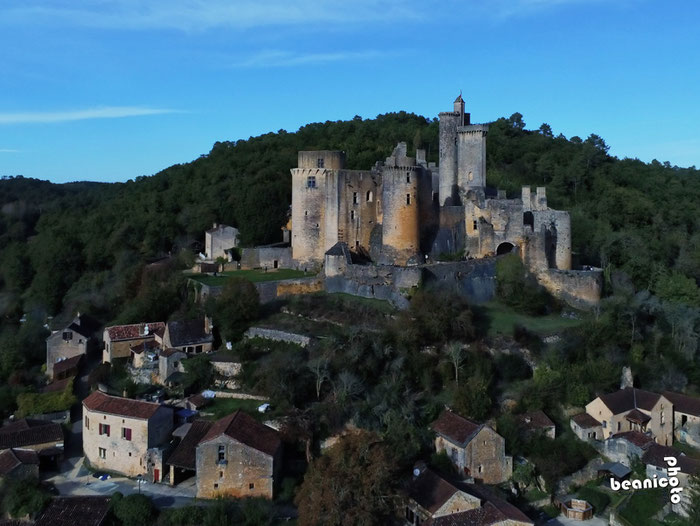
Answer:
[
  {"xmin": 105, "ymin": 322, "xmax": 165, "ymax": 341},
  {"xmin": 83, "ymin": 390, "xmax": 165, "ymax": 420},
  {"xmin": 0, "ymin": 448, "xmax": 39, "ymax": 475},
  {"xmin": 160, "ymin": 347, "xmax": 186, "ymax": 358},
  {"xmin": 200, "ymin": 411, "xmax": 281, "ymax": 457},
  {"xmin": 187, "ymin": 394, "xmax": 208, "ymax": 409},
  {"xmin": 42, "ymin": 377, "xmax": 73, "ymax": 393},
  {"xmin": 517, "ymin": 410, "xmax": 555, "ymax": 431},
  {"xmin": 663, "ymin": 391, "xmax": 700, "ymax": 417},
  {"xmin": 35, "ymin": 497, "xmax": 111, "ymax": 526},
  {"xmin": 431, "ymin": 410, "xmax": 482, "ymax": 447},
  {"xmin": 611, "ymin": 430, "xmax": 655, "ymax": 448},
  {"xmin": 625, "ymin": 408, "xmax": 651, "ymax": 424},
  {"xmin": 599, "ymin": 387, "xmax": 661, "ymax": 414},
  {"xmin": 167, "ymin": 419, "xmax": 213, "ymax": 470},
  {"xmin": 166, "ymin": 319, "xmax": 213, "ymax": 348},
  {"xmin": 0, "ymin": 418, "xmax": 63, "ymax": 450},
  {"xmin": 642, "ymin": 444, "xmax": 700, "ymax": 476},
  {"xmin": 408, "ymin": 466, "xmax": 461, "ymax": 513},
  {"xmin": 53, "ymin": 354, "xmax": 83, "ymax": 376},
  {"xmin": 463, "ymin": 484, "xmax": 533, "ymax": 524},
  {"xmin": 571, "ymin": 413, "xmax": 601, "ymax": 428}
]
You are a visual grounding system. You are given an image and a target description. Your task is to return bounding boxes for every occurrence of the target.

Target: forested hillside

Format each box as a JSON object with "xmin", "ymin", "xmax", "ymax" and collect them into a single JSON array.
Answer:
[{"xmin": 0, "ymin": 111, "xmax": 699, "ymax": 373}]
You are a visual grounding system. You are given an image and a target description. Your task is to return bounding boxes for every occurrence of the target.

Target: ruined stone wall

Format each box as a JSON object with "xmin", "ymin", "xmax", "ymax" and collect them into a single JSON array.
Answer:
[
  {"xmin": 196, "ymin": 437, "xmax": 277, "ymax": 499},
  {"xmin": 239, "ymin": 247, "xmax": 293, "ymax": 270},
  {"xmin": 205, "ymin": 226, "xmax": 238, "ymax": 260},
  {"xmin": 535, "ymin": 268, "xmax": 603, "ymax": 309},
  {"xmin": 245, "ymin": 327, "xmax": 311, "ymax": 348},
  {"xmin": 422, "ymin": 259, "xmax": 497, "ymax": 304},
  {"xmin": 324, "ymin": 264, "xmax": 421, "ymax": 309},
  {"xmin": 430, "ymin": 206, "xmax": 466, "ymax": 255}
]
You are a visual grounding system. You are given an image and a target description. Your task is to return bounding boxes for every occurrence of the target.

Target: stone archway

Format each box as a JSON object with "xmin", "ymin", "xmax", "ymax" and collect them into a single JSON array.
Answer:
[{"xmin": 496, "ymin": 242, "xmax": 516, "ymax": 256}]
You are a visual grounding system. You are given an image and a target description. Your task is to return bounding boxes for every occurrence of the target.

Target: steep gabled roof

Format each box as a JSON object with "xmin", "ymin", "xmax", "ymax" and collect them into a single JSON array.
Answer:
[
  {"xmin": 0, "ymin": 418, "xmax": 63, "ymax": 449},
  {"xmin": 431, "ymin": 410, "xmax": 482, "ymax": 447},
  {"xmin": 408, "ymin": 467, "xmax": 462, "ymax": 513},
  {"xmin": 0, "ymin": 448, "xmax": 39, "ymax": 475},
  {"xmin": 598, "ymin": 387, "xmax": 662, "ymax": 414},
  {"xmin": 571, "ymin": 413, "xmax": 601, "ymax": 428},
  {"xmin": 199, "ymin": 411, "xmax": 281, "ymax": 457},
  {"xmin": 105, "ymin": 322, "xmax": 165, "ymax": 341},
  {"xmin": 53, "ymin": 354, "xmax": 83, "ymax": 376},
  {"xmin": 517, "ymin": 410, "xmax": 555, "ymax": 431},
  {"xmin": 167, "ymin": 419, "xmax": 213, "ymax": 470},
  {"xmin": 166, "ymin": 319, "xmax": 213, "ymax": 347},
  {"xmin": 642, "ymin": 444, "xmax": 700, "ymax": 476},
  {"xmin": 83, "ymin": 390, "xmax": 165, "ymax": 420},
  {"xmin": 35, "ymin": 497, "xmax": 111, "ymax": 526},
  {"xmin": 625, "ymin": 408, "xmax": 651, "ymax": 424},
  {"xmin": 662, "ymin": 391, "xmax": 700, "ymax": 417}
]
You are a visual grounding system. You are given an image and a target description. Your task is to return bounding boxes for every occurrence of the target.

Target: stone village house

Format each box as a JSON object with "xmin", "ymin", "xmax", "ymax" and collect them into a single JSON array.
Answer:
[
  {"xmin": 103, "ymin": 322, "xmax": 165, "ymax": 363},
  {"xmin": 82, "ymin": 390, "xmax": 173, "ymax": 481},
  {"xmin": 663, "ymin": 390, "xmax": 700, "ymax": 449},
  {"xmin": 167, "ymin": 411, "xmax": 281, "ymax": 499},
  {"xmin": 46, "ymin": 315, "xmax": 91, "ymax": 380},
  {"xmin": 581, "ymin": 387, "xmax": 673, "ymax": 445},
  {"xmin": 404, "ymin": 464, "xmax": 532, "ymax": 526},
  {"xmin": 0, "ymin": 418, "xmax": 64, "ymax": 471},
  {"xmin": 162, "ymin": 318, "xmax": 214, "ymax": 355},
  {"xmin": 431, "ymin": 410, "xmax": 512, "ymax": 485}
]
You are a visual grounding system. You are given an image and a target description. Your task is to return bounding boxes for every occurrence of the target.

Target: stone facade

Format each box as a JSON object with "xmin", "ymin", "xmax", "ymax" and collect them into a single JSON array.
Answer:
[
  {"xmin": 432, "ymin": 410, "xmax": 512, "ymax": 485},
  {"xmin": 158, "ymin": 349, "xmax": 187, "ymax": 385},
  {"xmin": 244, "ymin": 327, "xmax": 311, "ymax": 348},
  {"xmin": 46, "ymin": 317, "xmax": 90, "ymax": 379},
  {"xmin": 103, "ymin": 322, "xmax": 165, "ymax": 363},
  {"xmin": 82, "ymin": 391, "xmax": 173, "ymax": 479},
  {"xmin": 239, "ymin": 247, "xmax": 293, "ymax": 270},
  {"xmin": 290, "ymin": 95, "xmax": 602, "ymax": 307},
  {"xmin": 205, "ymin": 223, "xmax": 239, "ymax": 261},
  {"xmin": 585, "ymin": 388, "xmax": 673, "ymax": 445}
]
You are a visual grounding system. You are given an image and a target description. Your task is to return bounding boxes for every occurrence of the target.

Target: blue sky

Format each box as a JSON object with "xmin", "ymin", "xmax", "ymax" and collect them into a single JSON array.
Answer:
[{"xmin": 1, "ymin": 0, "xmax": 699, "ymax": 183}]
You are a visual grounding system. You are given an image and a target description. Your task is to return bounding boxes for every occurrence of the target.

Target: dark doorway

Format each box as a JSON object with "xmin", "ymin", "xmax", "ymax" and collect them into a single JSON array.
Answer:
[
  {"xmin": 523, "ymin": 211, "xmax": 534, "ymax": 228},
  {"xmin": 496, "ymin": 242, "xmax": 515, "ymax": 256}
]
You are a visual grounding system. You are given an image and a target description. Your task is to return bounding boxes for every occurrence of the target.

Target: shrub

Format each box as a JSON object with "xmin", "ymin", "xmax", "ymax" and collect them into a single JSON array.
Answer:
[
  {"xmin": 111, "ymin": 493, "xmax": 155, "ymax": 526},
  {"xmin": 0, "ymin": 478, "xmax": 50, "ymax": 519},
  {"xmin": 495, "ymin": 254, "xmax": 552, "ymax": 315},
  {"xmin": 16, "ymin": 378, "xmax": 76, "ymax": 417}
]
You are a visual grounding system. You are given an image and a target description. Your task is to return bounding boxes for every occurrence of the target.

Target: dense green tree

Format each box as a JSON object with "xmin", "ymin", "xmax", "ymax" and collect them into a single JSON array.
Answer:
[{"xmin": 209, "ymin": 278, "xmax": 260, "ymax": 341}]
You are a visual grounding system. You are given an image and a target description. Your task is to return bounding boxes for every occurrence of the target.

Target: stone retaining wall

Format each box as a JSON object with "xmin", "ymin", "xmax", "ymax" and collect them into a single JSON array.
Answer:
[{"xmin": 244, "ymin": 327, "xmax": 311, "ymax": 348}]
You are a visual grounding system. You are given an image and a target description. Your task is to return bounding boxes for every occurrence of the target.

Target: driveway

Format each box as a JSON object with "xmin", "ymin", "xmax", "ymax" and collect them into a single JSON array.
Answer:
[{"xmin": 43, "ymin": 456, "xmax": 197, "ymax": 508}]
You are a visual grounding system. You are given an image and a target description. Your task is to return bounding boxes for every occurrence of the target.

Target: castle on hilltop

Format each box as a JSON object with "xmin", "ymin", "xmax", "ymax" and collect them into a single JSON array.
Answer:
[{"xmin": 291, "ymin": 95, "xmax": 573, "ymax": 275}]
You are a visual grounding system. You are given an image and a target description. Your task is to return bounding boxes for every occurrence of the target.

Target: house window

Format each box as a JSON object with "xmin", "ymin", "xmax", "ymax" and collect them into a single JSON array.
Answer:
[
  {"xmin": 99, "ymin": 447, "xmax": 106, "ymax": 459},
  {"xmin": 661, "ymin": 412, "xmax": 665, "ymax": 425},
  {"xmin": 366, "ymin": 191, "xmax": 373, "ymax": 202},
  {"xmin": 473, "ymin": 220, "xmax": 478, "ymax": 230},
  {"xmin": 218, "ymin": 445, "xmax": 226, "ymax": 462},
  {"xmin": 122, "ymin": 427, "xmax": 132, "ymax": 441},
  {"xmin": 174, "ymin": 361, "xmax": 179, "ymax": 368},
  {"xmin": 195, "ymin": 345, "xmax": 203, "ymax": 353},
  {"xmin": 406, "ymin": 507, "xmax": 415, "ymax": 523},
  {"xmin": 317, "ymin": 158, "xmax": 324, "ymax": 168},
  {"xmin": 99, "ymin": 424, "xmax": 110, "ymax": 437},
  {"xmin": 249, "ymin": 483, "xmax": 255, "ymax": 490},
  {"xmin": 85, "ymin": 416, "xmax": 89, "ymax": 430},
  {"xmin": 617, "ymin": 422, "xmax": 621, "ymax": 431},
  {"xmin": 406, "ymin": 194, "xmax": 411, "ymax": 205},
  {"xmin": 62, "ymin": 331, "xmax": 73, "ymax": 340},
  {"xmin": 478, "ymin": 465, "xmax": 483, "ymax": 473},
  {"xmin": 353, "ymin": 192, "xmax": 358, "ymax": 204},
  {"xmin": 307, "ymin": 176, "xmax": 316, "ymax": 188}
]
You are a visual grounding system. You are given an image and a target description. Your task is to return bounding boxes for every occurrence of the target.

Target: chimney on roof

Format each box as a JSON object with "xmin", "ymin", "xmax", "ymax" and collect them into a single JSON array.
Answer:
[
  {"xmin": 213, "ymin": 222, "xmax": 218, "ymax": 229},
  {"xmin": 144, "ymin": 325, "xmax": 150, "ymax": 336}
]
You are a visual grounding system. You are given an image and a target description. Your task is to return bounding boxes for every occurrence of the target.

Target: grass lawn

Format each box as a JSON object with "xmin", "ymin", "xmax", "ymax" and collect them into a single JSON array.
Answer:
[
  {"xmin": 618, "ymin": 488, "xmax": 667, "ymax": 526},
  {"xmin": 201, "ymin": 397, "xmax": 266, "ymax": 420},
  {"xmin": 187, "ymin": 268, "xmax": 315, "ymax": 286},
  {"xmin": 524, "ymin": 488, "xmax": 548, "ymax": 502},
  {"xmin": 480, "ymin": 301, "xmax": 584, "ymax": 337}
]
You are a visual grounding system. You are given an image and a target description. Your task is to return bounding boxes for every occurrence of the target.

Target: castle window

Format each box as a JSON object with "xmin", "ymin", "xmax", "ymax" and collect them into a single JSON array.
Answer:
[
  {"xmin": 473, "ymin": 220, "xmax": 478, "ymax": 230},
  {"xmin": 249, "ymin": 483, "xmax": 255, "ymax": 490},
  {"xmin": 351, "ymin": 210, "xmax": 355, "ymax": 220},
  {"xmin": 304, "ymin": 210, "xmax": 308, "ymax": 216},
  {"xmin": 406, "ymin": 173, "xmax": 410, "ymax": 183},
  {"xmin": 353, "ymin": 192, "xmax": 358, "ymax": 204},
  {"xmin": 317, "ymin": 158, "xmax": 324, "ymax": 168},
  {"xmin": 366, "ymin": 190, "xmax": 373, "ymax": 202},
  {"xmin": 355, "ymin": 240, "xmax": 359, "ymax": 247},
  {"xmin": 307, "ymin": 176, "xmax": 316, "ymax": 188},
  {"xmin": 406, "ymin": 194, "xmax": 411, "ymax": 205},
  {"xmin": 218, "ymin": 445, "xmax": 226, "ymax": 463}
]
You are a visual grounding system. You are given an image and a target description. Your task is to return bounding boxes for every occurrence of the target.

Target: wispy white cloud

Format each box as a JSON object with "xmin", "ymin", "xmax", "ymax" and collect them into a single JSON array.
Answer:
[
  {"xmin": 0, "ymin": 148, "xmax": 20, "ymax": 153},
  {"xmin": 232, "ymin": 49, "xmax": 393, "ymax": 68},
  {"xmin": 0, "ymin": 0, "xmax": 420, "ymax": 32},
  {"xmin": 0, "ymin": 106, "xmax": 180, "ymax": 125}
]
